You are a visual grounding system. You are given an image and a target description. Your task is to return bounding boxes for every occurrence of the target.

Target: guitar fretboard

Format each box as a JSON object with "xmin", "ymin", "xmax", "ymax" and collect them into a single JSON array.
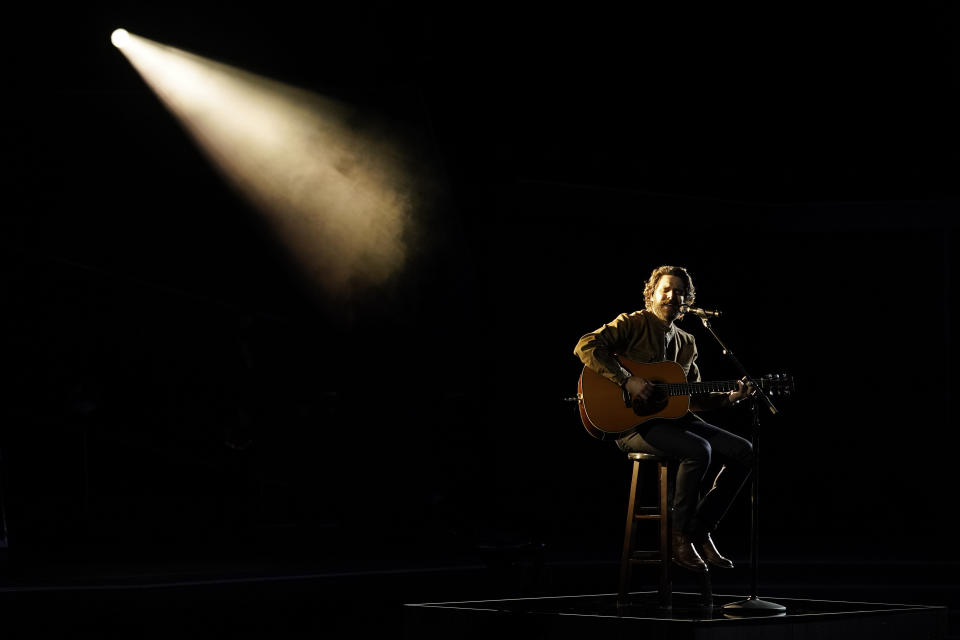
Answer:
[{"xmin": 656, "ymin": 380, "xmax": 755, "ymax": 396}]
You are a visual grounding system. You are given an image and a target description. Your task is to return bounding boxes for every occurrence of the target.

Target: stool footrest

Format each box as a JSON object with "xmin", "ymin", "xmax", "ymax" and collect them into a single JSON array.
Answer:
[{"xmin": 634, "ymin": 514, "xmax": 663, "ymax": 521}]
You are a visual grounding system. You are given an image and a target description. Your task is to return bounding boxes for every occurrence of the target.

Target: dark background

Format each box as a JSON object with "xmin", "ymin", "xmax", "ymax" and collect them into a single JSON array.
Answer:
[{"xmin": 1, "ymin": 0, "xmax": 957, "ymax": 614}]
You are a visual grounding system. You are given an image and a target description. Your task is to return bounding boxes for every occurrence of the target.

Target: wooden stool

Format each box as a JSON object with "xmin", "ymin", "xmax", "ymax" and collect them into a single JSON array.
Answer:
[{"xmin": 618, "ymin": 452, "xmax": 675, "ymax": 609}]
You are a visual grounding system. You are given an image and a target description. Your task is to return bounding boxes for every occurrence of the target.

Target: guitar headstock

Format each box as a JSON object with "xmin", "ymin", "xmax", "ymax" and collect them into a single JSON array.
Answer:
[{"xmin": 758, "ymin": 373, "xmax": 795, "ymax": 398}]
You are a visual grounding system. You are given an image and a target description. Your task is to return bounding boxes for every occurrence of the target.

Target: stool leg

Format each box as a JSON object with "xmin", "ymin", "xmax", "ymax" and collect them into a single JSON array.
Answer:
[
  {"xmin": 698, "ymin": 568, "xmax": 714, "ymax": 608},
  {"xmin": 618, "ymin": 460, "xmax": 641, "ymax": 608},
  {"xmin": 659, "ymin": 461, "xmax": 673, "ymax": 609}
]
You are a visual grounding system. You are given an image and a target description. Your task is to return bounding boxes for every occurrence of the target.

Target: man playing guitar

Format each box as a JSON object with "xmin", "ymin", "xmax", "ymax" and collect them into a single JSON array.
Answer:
[{"xmin": 574, "ymin": 265, "xmax": 755, "ymax": 573}]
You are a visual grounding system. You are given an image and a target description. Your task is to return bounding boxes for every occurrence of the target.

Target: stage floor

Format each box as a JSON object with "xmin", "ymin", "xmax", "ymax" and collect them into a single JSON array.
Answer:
[{"xmin": 405, "ymin": 591, "xmax": 948, "ymax": 639}]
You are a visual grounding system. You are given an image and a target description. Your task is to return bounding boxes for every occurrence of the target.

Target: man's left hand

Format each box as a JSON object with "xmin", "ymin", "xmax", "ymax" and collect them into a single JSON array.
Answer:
[{"xmin": 728, "ymin": 377, "xmax": 756, "ymax": 406}]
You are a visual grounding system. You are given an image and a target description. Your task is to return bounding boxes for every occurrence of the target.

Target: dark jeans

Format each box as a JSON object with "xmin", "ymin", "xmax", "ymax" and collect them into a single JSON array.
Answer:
[{"xmin": 616, "ymin": 414, "xmax": 754, "ymax": 535}]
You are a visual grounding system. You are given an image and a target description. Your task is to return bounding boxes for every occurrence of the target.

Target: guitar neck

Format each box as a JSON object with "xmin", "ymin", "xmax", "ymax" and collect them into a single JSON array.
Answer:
[{"xmin": 655, "ymin": 380, "xmax": 747, "ymax": 396}]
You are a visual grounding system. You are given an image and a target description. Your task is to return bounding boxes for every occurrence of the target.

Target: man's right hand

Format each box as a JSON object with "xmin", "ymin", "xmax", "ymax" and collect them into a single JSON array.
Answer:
[
  {"xmin": 624, "ymin": 376, "xmax": 667, "ymax": 416},
  {"xmin": 624, "ymin": 376, "xmax": 653, "ymax": 403}
]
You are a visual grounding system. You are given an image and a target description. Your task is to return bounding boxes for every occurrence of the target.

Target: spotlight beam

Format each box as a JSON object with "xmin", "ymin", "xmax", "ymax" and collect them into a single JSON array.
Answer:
[{"xmin": 111, "ymin": 29, "xmax": 416, "ymax": 296}]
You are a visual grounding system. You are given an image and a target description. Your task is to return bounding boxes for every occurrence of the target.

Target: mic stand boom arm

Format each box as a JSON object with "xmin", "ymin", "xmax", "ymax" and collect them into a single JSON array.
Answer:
[
  {"xmin": 697, "ymin": 315, "xmax": 785, "ymax": 616},
  {"xmin": 698, "ymin": 317, "xmax": 777, "ymax": 416}
]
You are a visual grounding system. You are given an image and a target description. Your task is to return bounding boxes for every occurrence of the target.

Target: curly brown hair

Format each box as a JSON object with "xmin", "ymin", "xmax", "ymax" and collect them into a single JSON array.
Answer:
[{"xmin": 643, "ymin": 265, "xmax": 696, "ymax": 313}]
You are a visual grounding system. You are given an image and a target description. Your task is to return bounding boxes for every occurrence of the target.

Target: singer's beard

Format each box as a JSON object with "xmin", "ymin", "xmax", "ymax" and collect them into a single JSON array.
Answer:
[{"xmin": 654, "ymin": 303, "xmax": 679, "ymax": 324}]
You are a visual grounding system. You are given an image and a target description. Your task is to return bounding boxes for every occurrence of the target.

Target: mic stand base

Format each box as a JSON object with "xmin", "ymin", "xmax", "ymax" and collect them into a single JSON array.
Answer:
[{"xmin": 722, "ymin": 596, "xmax": 787, "ymax": 617}]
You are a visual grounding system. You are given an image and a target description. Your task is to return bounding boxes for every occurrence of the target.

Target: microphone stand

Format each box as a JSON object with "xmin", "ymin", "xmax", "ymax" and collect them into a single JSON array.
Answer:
[{"xmin": 693, "ymin": 313, "xmax": 786, "ymax": 616}]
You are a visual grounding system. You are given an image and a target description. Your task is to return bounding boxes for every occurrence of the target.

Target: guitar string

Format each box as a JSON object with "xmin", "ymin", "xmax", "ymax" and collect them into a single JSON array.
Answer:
[{"xmin": 655, "ymin": 379, "xmax": 789, "ymax": 395}]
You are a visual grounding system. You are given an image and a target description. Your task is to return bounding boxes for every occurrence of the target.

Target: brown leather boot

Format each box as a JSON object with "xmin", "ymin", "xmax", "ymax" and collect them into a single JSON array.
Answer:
[
  {"xmin": 696, "ymin": 531, "xmax": 734, "ymax": 569},
  {"xmin": 671, "ymin": 531, "xmax": 708, "ymax": 572}
]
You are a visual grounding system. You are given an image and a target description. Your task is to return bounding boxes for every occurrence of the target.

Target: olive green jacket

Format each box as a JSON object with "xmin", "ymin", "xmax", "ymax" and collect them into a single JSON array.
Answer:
[{"xmin": 573, "ymin": 309, "xmax": 702, "ymax": 386}]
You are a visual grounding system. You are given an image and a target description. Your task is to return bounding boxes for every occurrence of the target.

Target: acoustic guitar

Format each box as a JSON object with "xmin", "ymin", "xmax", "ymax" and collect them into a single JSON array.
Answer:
[{"xmin": 577, "ymin": 358, "xmax": 794, "ymax": 440}]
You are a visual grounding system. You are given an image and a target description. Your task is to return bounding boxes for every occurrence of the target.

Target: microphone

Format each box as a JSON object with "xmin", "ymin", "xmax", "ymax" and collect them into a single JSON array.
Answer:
[{"xmin": 680, "ymin": 304, "xmax": 722, "ymax": 318}]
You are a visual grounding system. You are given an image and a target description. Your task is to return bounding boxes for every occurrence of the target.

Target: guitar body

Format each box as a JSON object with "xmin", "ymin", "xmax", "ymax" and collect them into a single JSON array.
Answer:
[{"xmin": 578, "ymin": 359, "xmax": 692, "ymax": 440}]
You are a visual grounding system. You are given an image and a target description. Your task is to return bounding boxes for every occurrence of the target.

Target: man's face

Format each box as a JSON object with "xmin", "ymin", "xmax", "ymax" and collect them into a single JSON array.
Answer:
[{"xmin": 651, "ymin": 274, "xmax": 686, "ymax": 324}]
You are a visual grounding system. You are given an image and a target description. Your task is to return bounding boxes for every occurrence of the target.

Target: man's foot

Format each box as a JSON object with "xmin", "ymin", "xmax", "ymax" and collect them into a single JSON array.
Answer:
[
  {"xmin": 671, "ymin": 531, "xmax": 708, "ymax": 572},
  {"xmin": 695, "ymin": 531, "xmax": 734, "ymax": 569}
]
